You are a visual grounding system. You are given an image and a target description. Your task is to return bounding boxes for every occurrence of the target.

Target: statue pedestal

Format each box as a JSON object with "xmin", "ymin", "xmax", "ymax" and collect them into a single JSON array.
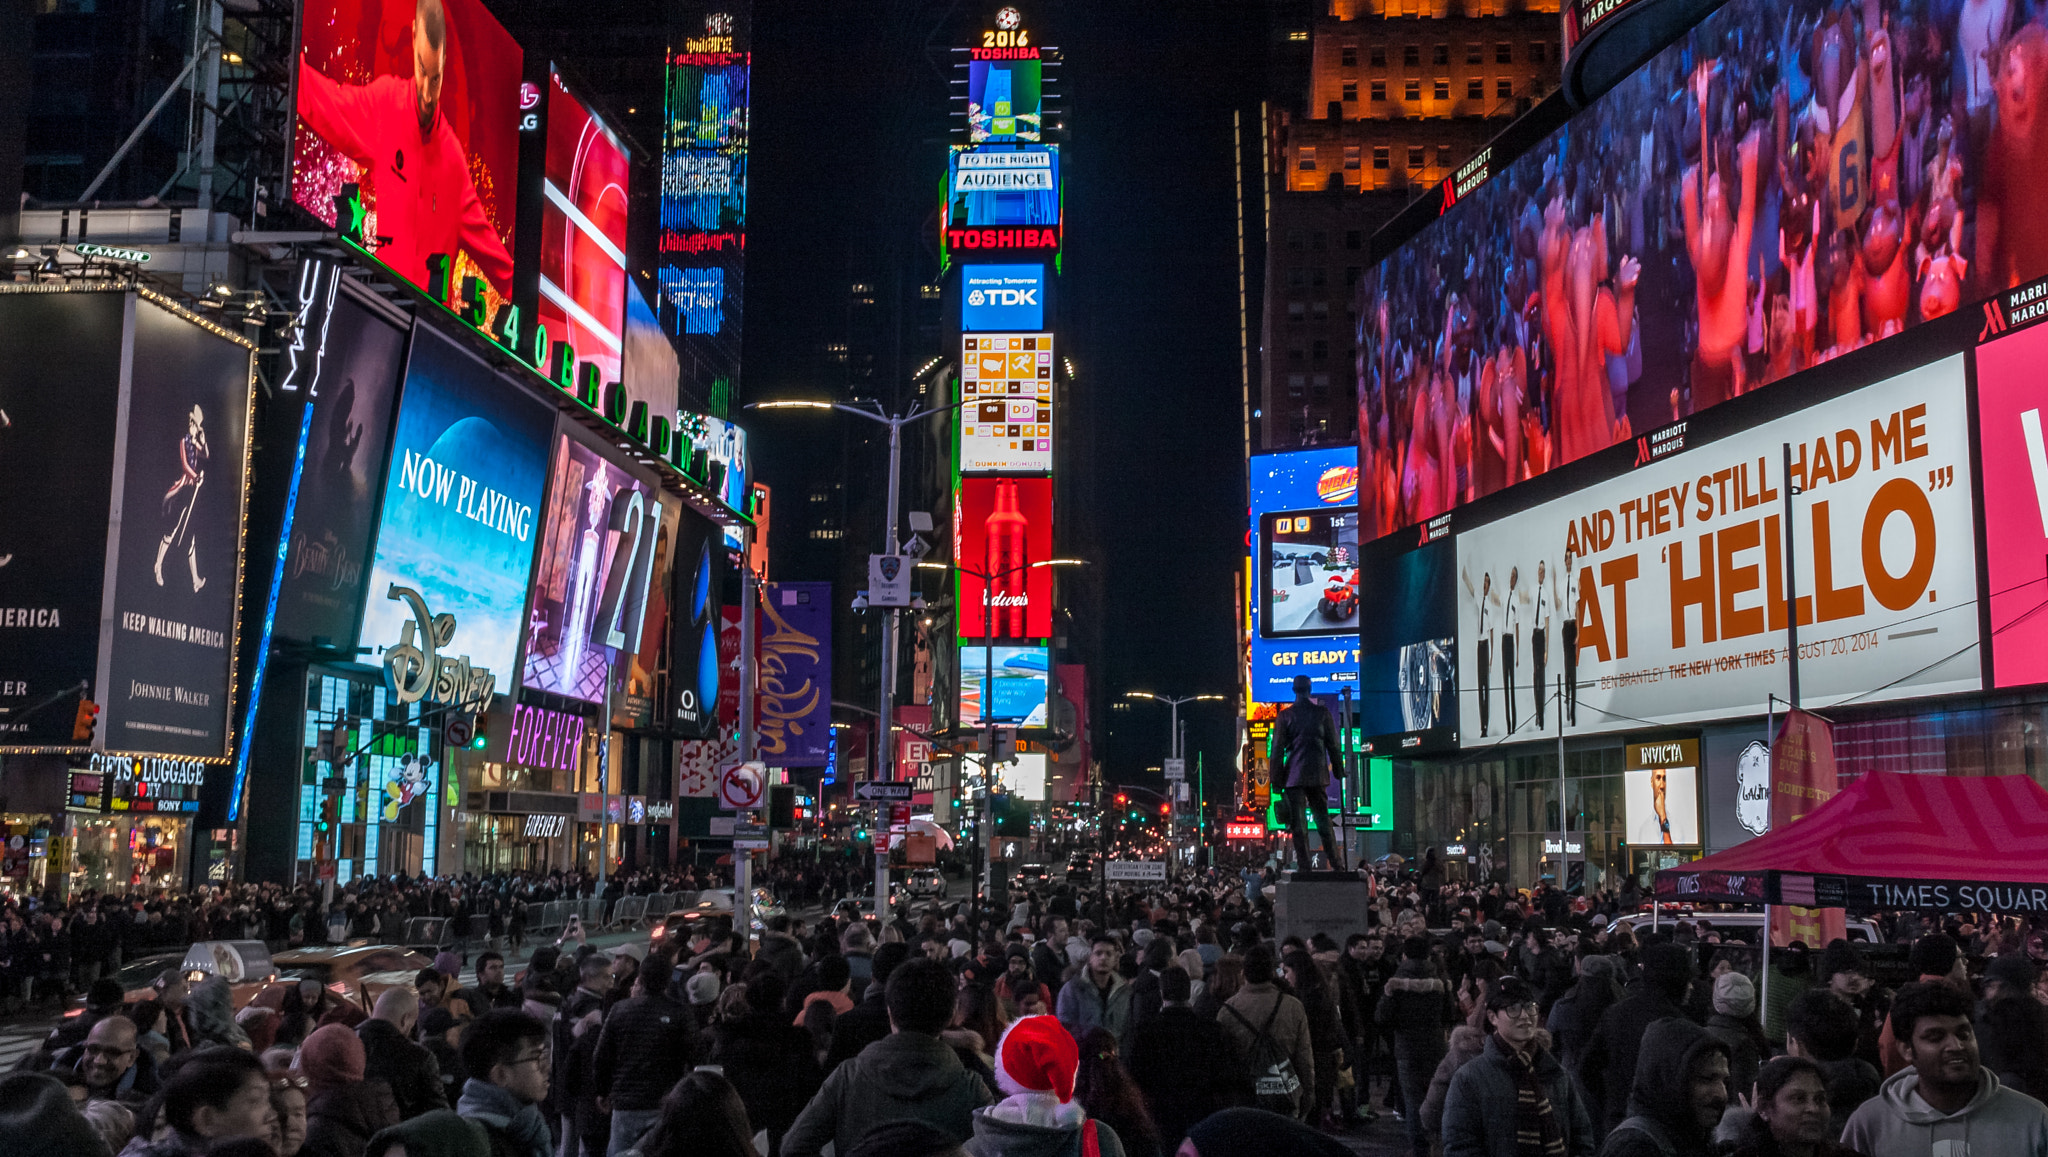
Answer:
[{"xmin": 1275, "ymin": 872, "xmax": 1374, "ymax": 946}]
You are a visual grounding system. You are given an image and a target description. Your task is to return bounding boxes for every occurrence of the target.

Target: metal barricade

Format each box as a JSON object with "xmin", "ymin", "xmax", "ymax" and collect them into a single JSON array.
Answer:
[
  {"xmin": 609, "ymin": 896, "xmax": 648, "ymax": 929},
  {"xmin": 645, "ymin": 893, "xmax": 674, "ymax": 919}
]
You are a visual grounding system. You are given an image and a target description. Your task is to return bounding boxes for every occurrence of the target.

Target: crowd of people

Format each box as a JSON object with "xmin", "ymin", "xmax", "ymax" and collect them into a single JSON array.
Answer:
[
  {"xmin": 0, "ymin": 866, "xmax": 741, "ymax": 1012},
  {"xmin": 2, "ymin": 862, "xmax": 2047, "ymax": 1157}
]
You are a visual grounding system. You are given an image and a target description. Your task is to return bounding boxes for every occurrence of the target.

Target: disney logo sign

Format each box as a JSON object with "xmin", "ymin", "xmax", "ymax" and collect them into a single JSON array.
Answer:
[{"xmin": 381, "ymin": 585, "xmax": 497, "ymax": 715}]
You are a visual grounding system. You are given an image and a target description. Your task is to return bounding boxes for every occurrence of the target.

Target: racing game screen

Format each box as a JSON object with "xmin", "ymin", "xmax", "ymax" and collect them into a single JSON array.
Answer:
[{"xmin": 1260, "ymin": 508, "xmax": 1358, "ymax": 637}]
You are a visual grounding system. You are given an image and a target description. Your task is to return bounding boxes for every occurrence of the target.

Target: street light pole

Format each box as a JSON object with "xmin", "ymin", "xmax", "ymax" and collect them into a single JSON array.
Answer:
[
  {"xmin": 747, "ymin": 394, "xmax": 962, "ymax": 921},
  {"xmin": 1122, "ymin": 691, "xmax": 1227, "ymax": 874},
  {"xmin": 919, "ymin": 557, "xmax": 1086, "ymax": 906}
]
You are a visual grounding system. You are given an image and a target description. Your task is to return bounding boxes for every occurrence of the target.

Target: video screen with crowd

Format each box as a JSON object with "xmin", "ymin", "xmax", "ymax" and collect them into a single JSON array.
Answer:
[{"xmin": 1358, "ymin": 0, "xmax": 2041, "ymax": 540}]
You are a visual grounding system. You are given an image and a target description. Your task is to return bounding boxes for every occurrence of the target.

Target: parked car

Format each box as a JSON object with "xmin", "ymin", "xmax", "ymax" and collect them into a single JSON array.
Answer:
[{"xmin": 652, "ymin": 887, "xmax": 783, "ymax": 939}]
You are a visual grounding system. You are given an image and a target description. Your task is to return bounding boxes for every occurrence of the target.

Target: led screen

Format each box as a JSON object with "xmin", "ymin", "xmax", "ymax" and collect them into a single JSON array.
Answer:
[
  {"xmin": 658, "ymin": 8, "xmax": 750, "ymax": 396},
  {"xmin": 539, "ymin": 70, "xmax": 630, "ymax": 386},
  {"xmin": 968, "ymin": 58, "xmax": 1042, "ymax": 142},
  {"xmin": 1358, "ymin": 0, "xmax": 2029, "ymax": 544},
  {"xmin": 522, "ymin": 428, "xmax": 662, "ymax": 703},
  {"xmin": 1455, "ymin": 356, "xmax": 1978, "ymax": 747},
  {"xmin": 956, "ymin": 476, "xmax": 1054, "ymax": 639},
  {"xmin": 1625, "ymin": 739, "xmax": 1702, "ymax": 846},
  {"xmin": 620, "ymin": 280, "xmax": 679, "ymax": 426},
  {"xmin": 959, "ymin": 643, "xmax": 1050, "ymax": 726},
  {"xmin": 960, "ymin": 333, "xmax": 1053, "ymax": 473},
  {"xmin": 668, "ymin": 507, "xmax": 728, "ymax": 739},
  {"xmin": 948, "ymin": 145, "xmax": 1059, "ymax": 228},
  {"xmin": 1248, "ymin": 447, "xmax": 1360, "ymax": 702},
  {"xmin": 103, "ymin": 298, "xmax": 255, "ymax": 759},
  {"xmin": 273, "ymin": 270, "xmax": 406, "ymax": 649},
  {"xmin": 358, "ymin": 325, "xmax": 554, "ymax": 686},
  {"xmin": 961, "ymin": 264, "xmax": 1045, "ymax": 331},
  {"xmin": 292, "ymin": 0, "xmax": 522, "ymax": 302},
  {"xmin": 0, "ymin": 292, "xmax": 124, "ymax": 747},
  {"xmin": 1974, "ymin": 321, "xmax": 2048, "ymax": 688}
]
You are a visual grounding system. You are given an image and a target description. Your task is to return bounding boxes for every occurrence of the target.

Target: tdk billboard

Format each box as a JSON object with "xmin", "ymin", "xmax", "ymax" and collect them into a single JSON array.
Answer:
[{"xmin": 961, "ymin": 264, "xmax": 1045, "ymax": 331}]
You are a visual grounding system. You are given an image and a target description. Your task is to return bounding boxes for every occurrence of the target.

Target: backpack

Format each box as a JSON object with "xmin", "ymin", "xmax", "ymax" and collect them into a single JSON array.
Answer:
[{"xmin": 1223, "ymin": 998, "xmax": 1303, "ymax": 1116}]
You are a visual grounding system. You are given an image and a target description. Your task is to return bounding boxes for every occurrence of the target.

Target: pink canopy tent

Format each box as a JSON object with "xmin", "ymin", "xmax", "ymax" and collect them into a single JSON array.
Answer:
[{"xmin": 1654, "ymin": 771, "xmax": 2048, "ymax": 914}]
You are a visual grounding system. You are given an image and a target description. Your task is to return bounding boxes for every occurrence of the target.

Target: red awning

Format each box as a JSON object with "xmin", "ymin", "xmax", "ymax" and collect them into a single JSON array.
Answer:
[{"xmin": 1655, "ymin": 771, "xmax": 2048, "ymax": 914}]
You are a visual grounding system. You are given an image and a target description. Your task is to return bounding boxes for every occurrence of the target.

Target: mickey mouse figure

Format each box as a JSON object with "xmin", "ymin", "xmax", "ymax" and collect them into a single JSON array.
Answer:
[{"xmin": 383, "ymin": 753, "xmax": 434, "ymax": 821}]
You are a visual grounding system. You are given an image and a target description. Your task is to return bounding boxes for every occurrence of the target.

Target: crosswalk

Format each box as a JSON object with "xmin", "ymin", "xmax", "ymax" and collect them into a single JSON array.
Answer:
[{"xmin": 0, "ymin": 1021, "xmax": 56, "ymax": 1070}]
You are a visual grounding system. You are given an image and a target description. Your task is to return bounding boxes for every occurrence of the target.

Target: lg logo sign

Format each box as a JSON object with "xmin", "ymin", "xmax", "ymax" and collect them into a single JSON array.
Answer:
[{"xmin": 967, "ymin": 287, "xmax": 1038, "ymax": 307}]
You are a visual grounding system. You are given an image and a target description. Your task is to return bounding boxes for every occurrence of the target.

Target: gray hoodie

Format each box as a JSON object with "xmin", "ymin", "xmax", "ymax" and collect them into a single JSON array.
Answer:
[{"xmin": 1840, "ymin": 1065, "xmax": 2048, "ymax": 1157}]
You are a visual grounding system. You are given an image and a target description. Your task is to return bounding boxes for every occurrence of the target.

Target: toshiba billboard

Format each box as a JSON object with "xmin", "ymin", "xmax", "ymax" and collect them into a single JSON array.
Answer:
[{"xmin": 1454, "ymin": 356, "xmax": 1979, "ymax": 746}]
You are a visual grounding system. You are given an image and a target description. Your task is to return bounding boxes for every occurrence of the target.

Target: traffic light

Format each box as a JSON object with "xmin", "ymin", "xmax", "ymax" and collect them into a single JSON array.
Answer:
[
  {"xmin": 1115, "ymin": 793, "xmax": 1128, "ymax": 808},
  {"xmin": 70, "ymin": 699, "xmax": 100, "ymax": 743},
  {"xmin": 1159, "ymin": 803, "xmax": 1170, "ymax": 816},
  {"xmin": 316, "ymin": 796, "xmax": 338, "ymax": 833},
  {"xmin": 768, "ymin": 784, "xmax": 796, "ymax": 829}
]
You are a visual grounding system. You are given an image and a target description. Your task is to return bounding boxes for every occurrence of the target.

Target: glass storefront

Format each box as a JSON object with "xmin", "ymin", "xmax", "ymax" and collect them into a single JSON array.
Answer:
[
  {"xmin": 1403, "ymin": 745, "xmax": 1633, "ymax": 892},
  {"xmin": 297, "ymin": 671, "xmax": 441, "ymax": 883}
]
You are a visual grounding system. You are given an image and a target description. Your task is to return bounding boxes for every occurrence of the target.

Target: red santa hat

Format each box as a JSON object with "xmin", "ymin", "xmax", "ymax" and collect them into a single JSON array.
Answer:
[{"xmin": 994, "ymin": 1014, "xmax": 1079, "ymax": 1103}]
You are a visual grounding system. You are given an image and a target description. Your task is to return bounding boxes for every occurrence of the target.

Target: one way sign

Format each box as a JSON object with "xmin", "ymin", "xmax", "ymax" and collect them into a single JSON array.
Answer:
[{"xmin": 854, "ymin": 781, "xmax": 914, "ymax": 801}]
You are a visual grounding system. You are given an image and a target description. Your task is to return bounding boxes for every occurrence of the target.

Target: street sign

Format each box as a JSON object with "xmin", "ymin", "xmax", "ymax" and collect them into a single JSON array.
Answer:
[
  {"xmin": 854, "ymin": 781, "xmax": 914, "ymax": 801},
  {"xmin": 1105, "ymin": 860, "xmax": 1167, "ymax": 882},
  {"xmin": 869, "ymin": 554, "xmax": 913, "ymax": 607},
  {"xmin": 1163, "ymin": 758, "xmax": 1185, "ymax": 781},
  {"xmin": 734, "ymin": 838, "xmax": 770, "ymax": 850},
  {"xmin": 718, "ymin": 761, "xmax": 766, "ymax": 810}
]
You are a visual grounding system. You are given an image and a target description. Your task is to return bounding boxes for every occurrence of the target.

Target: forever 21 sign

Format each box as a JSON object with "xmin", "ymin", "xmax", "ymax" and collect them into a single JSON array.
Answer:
[{"xmin": 523, "ymin": 814, "xmax": 567, "ymax": 838}]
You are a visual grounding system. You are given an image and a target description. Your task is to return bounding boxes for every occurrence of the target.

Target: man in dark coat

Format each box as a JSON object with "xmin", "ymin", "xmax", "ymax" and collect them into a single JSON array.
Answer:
[
  {"xmin": 825, "ymin": 941, "xmax": 911, "ymax": 1072},
  {"xmin": 1271, "ymin": 674, "xmax": 1348, "ymax": 872},
  {"xmin": 1441, "ymin": 976, "xmax": 1598, "ymax": 1157},
  {"xmin": 1377, "ymin": 936, "xmax": 1458, "ymax": 1157},
  {"xmin": 357, "ymin": 988, "xmax": 447, "ymax": 1120},
  {"xmin": 1128, "ymin": 965, "xmax": 1251, "ymax": 1148},
  {"xmin": 1595, "ymin": 1018, "xmax": 1731, "ymax": 1157},
  {"xmin": 1578, "ymin": 943, "xmax": 1696, "ymax": 1133},
  {"xmin": 592, "ymin": 956, "xmax": 701, "ymax": 1155}
]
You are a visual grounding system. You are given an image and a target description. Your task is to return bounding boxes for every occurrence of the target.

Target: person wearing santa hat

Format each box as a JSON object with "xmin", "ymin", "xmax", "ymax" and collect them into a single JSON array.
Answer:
[{"xmin": 967, "ymin": 1015, "xmax": 1128, "ymax": 1157}]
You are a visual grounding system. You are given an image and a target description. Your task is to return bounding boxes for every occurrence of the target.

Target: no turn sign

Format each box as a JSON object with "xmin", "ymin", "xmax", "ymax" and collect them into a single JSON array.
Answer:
[{"xmin": 718, "ymin": 761, "xmax": 767, "ymax": 810}]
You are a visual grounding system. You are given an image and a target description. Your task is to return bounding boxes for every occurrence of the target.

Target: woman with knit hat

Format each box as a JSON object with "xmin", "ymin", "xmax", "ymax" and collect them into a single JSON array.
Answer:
[
  {"xmin": 296, "ymin": 1023, "xmax": 401, "ymax": 1157},
  {"xmin": 1704, "ymin": 972, "xmax": 1769, "ymax": 1103},
  {"xmin": 966, "ymin": 1015, "xmax": 1128, "ymax": 1157}
]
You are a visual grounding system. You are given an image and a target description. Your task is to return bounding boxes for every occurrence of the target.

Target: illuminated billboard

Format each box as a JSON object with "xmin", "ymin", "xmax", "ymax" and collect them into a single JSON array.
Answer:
[
  {"xmin": 968, "ymin": 58, "xmax": 1042, "ymax": 142},
  {"xmin": 359, "ymin": 325, "xmax": 555, "ymax": 686},
  {"xmin": 539, "ymin": 69, "xmax": 631, "ymax": 386},
  {"xmin": 1454, "ymin": 356, "xmax": 1978, "ymax": 747},
  {"xmin": 960, "ymin": 333, "xmax": 1053, "ymax": 474},
  {"xmin": 1358, "ymin": 0, "xmax": 2023, "ymax": 545},
  {"xmin": 956, "ymin": 476, "xmax": 1054, "ymax": 639},
  {"xmin": 1973, "ymin": 320, "xmax": 2048, "ymax": 689},
  {"xmin": 522, "ymin": 428, "xmax": 663, "ymax": 703},
  {"xmin": 962, "ymin": 265, "xmax": 1045, "ymax": 331},
  {"xmin": 959, "ymin": 643, "xmax": 1050, "ymax": 727},
  {"xmin": 658, "ymin": 7, "xmax": 750, "ymax": 397},
  {"xmin": 1249, "ymin": 448, "xmax": 1360, "ymax": 702},
  {"xmin": 948, "ymin": 145, "xmax": 1059, "ymax": 229},
  {"xmin": 0, "ymin": 292, "xmax": 125, "ymax": 747},
  {"xmin": 292, "ymin": 0, "xmax": 522, "ymax": 302}
]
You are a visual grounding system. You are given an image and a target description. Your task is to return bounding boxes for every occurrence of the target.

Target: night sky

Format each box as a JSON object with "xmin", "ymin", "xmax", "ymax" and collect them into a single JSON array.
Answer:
[{"xmin": 744, "ymin": 1, "xmax": 1267, "ymax": 789}]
